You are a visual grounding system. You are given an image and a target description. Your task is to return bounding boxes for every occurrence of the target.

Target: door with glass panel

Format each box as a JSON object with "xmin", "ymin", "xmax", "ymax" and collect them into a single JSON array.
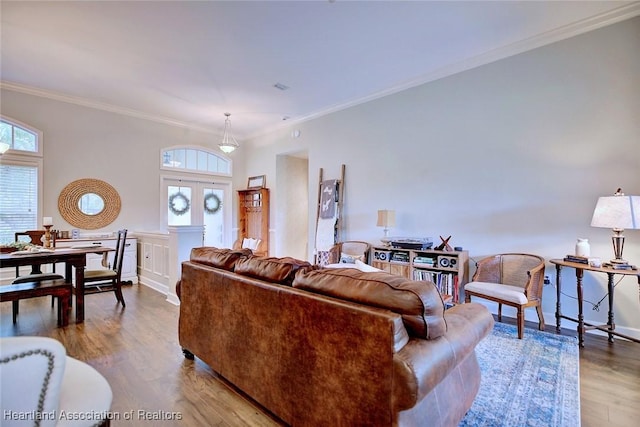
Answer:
[{"xmin": 165, "ymin": 179, "xmax": 230, "ymax": 248}]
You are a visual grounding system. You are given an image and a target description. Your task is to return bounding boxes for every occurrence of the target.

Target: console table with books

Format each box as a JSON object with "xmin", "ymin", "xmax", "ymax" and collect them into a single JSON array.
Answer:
[{"xmin": 550, "ymin": 258, "xmax": 640, "ymax": 347}]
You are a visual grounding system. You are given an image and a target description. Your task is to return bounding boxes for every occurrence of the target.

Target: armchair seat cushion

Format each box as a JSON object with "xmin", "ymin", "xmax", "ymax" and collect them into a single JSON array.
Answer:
[{"xmin": 465, "ymin": 281, "xmax": 528, "ymax": 304}]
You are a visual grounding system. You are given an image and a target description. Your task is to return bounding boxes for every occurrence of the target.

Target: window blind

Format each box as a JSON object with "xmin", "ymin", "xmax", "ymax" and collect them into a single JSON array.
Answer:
[{"xmin": 0, "ymin": 164, "xmax": 38, "ymax": 243}]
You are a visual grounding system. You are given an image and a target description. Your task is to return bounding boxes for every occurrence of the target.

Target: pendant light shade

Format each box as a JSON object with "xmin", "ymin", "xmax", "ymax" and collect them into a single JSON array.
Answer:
[{"xmin": 219, "ymin": 113, "xmax": 239, "ymax": 154}]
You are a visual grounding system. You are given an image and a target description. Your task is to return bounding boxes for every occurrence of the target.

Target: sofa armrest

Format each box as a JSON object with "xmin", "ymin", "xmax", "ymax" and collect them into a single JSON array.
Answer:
[{"xmin": 392, "ymin": 302, "xmax": 493, "ymax": 411}]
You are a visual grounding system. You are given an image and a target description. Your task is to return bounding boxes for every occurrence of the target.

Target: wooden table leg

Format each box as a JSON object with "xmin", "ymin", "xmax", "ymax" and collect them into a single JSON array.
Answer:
[
  {"xmin": 555, "ymin": 264, "xmax": 562, "ymax": 332},
  {"xmin": 575, "ymin": 268, "xmax": 585, "ymax": 347},
  {"xmin": 606, "ymin": 273, "xmax": 615, "ymax": 343},
  {"xmin": 74, "ymin": 260, "xmax": 85, "ymax": 323},
  {"xmin": 59, "ymin": 289, "xmax": 70, "ymax": 327}
]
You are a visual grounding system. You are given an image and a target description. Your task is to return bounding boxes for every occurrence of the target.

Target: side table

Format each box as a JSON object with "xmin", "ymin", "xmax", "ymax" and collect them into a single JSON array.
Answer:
[{"xmin": 550, "ymin": 259, "xmax": 639, "ymax": 347}]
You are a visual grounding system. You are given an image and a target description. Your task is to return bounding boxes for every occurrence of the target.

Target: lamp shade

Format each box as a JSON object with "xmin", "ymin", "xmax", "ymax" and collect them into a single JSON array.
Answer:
[
  {"xmin": 218, "ymin": 113, "xmax": 239, "ymax": 153},
  {"xmin": 377, "ymin": 210, "xmax": 396, "ymax": 228},
  {"xmin": 591, "ymin": 195, "xmax": 639, "ymax": 230}
]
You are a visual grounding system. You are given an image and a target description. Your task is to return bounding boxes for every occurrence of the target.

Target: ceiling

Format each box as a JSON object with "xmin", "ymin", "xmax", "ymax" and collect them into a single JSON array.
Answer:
[{"xmin": 1, "ymin": 1, "xmax": 639, "ymax": 140}]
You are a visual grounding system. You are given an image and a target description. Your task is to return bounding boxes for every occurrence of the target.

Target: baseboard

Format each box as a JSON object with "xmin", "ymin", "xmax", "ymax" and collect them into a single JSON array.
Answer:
[
  {"xmin": 138, "ymin": 278, "xmax": 169, "ymax": 296},
  {"xmin": 138, "ymin": 279, "xmax": 179, "ymax": 306}
]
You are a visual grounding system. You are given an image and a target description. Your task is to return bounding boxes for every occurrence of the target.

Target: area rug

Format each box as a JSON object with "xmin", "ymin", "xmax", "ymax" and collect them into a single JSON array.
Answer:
[{"xmin": 459, "ymin": 322, "xmax": 580, "ymax": 427}]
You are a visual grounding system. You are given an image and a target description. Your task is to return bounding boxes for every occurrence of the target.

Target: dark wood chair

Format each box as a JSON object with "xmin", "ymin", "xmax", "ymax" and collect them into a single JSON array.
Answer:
[
  {"xmin": 15, "ymin": 230, "xmax": 46, "ymax": 246},
  {"xmin": 81, "ymin": 229, "xmax": 128, "ymax": 306},
  {"xmin": 464, "ymin": 253, "xmax": 546, "ymax": 339},
  {"xmin": 11, "ymin": 230, "xmax": 63, "ymax": 323},
  {"xmin": 12, "ymin": 229, "xmax": 61, "ymax": 281}
]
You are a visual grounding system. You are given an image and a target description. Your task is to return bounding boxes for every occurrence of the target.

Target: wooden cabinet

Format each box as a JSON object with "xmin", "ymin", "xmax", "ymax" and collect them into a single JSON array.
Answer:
[
  {"xmin": 372, "ymin": 246, "xmax": 468, "ymax": 304},
  {"xmin": 237, "ymin": 188, "xmax": 269, "ymax": 256},
  {"xmin": 55, "ymin": 237, "xmax": 138, "ymax": 284}
]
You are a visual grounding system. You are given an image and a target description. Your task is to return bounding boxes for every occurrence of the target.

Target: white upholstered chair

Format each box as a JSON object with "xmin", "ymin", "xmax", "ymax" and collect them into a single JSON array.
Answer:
[
  {"xmin": 0, "ymin": 336, "xmax": 113, "ymax": 427},
  {"xmin": 464, "ymin": 253, "xmax": 546, "ymax": 339},
  {"xmin": 232, "ymin": 238, "xmax": 267, "ymax": 257}
]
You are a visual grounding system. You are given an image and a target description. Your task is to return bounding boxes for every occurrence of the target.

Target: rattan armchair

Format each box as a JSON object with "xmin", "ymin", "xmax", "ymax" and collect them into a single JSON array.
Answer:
[
  {"xmin": 327, "ymin": 241, "xmax": 371, "ymax": 265},
  {"xmin": 464, "ymin": 253, "xmax": 545, "ymax": 339}
]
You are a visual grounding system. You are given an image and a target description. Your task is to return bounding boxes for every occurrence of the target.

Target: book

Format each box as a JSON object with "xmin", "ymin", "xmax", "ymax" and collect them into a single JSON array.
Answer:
[
  {"xmin": 564, "ymin": 255, "xmax": 589, "ymax": 264},
  {"xmin": 603, "ymin": 263, "xmax": 638, "ymax": 270}
]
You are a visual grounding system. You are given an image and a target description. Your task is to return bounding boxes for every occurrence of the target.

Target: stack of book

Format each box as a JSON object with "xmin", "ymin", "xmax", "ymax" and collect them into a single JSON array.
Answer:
[
  {"xmin": 564, "ymin": 255, "xmax": 638, "ymax": 270},
  {"xmin": 413, "ymin": 256, "xmax": 434, "ymax": 266},
  {"xmin": 563, "ymin": 255, "xmax": 591, "ymax": 264},
  {"xmin": 602, "ymin": 262, "xmax": 638, "ymax": 270}
]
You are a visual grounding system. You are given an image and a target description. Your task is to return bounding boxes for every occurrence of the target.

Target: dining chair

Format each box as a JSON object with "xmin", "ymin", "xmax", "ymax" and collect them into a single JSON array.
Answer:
[
  {"xmin": 82, "ymin": 229, "xmax": 128, "ymax": 306},
  {"xmin": 464, "ymin": 253, "xmax": 546, "ymax": 339},
  {"xmin": 11, "ymin": 230, "xmax": 63, "ymax": 323},
  {"xmin": 15, "ymin": 230, "xmax": 47, "ymax": 246}
]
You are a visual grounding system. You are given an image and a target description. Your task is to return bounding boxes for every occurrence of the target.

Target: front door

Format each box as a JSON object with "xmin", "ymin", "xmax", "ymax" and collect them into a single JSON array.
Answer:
[{"xmin": 164, "ymin": 178, "xmax": 231, "ymax": 248}]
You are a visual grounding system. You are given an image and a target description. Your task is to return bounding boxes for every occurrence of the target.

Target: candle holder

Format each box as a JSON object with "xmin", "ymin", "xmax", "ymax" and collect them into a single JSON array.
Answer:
[{"xmin": 43, "ymin": 225, "xmax": 53, "ymax": 248}]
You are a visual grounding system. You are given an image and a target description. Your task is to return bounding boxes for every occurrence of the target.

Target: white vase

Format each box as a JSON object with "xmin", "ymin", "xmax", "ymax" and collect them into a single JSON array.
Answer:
[{"xmin": 575, "ymin": 238, "xmax": 590, "ymax": 257}]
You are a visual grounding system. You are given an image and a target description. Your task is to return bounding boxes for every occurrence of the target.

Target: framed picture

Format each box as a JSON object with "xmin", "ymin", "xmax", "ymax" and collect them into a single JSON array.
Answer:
[{"xmin": 247, "ymin": 175, "xmax": 266, "ymax": 189}]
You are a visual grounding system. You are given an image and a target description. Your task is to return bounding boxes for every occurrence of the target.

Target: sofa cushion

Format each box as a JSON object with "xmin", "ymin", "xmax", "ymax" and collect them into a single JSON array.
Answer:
[
  {"xmin": 190, "ymin": 247, "xmax": 252, "ymax": 271},
  {"xmin": 292, "ymin": 268, "xmax": 446, "ymax": 339},
  {"xmin": 234, "ymin": 256, "xmax": 314, "ymax": 286}
]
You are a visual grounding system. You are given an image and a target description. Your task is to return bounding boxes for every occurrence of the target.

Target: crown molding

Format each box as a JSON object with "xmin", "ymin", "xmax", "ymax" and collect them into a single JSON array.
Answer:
[
  {"xmin": 0, "ymin": 80, "xmax": 217, "ymax": 135},
  {"xmin": 247, "ymin": 3, "xmax": 640, "ymax": 141}
]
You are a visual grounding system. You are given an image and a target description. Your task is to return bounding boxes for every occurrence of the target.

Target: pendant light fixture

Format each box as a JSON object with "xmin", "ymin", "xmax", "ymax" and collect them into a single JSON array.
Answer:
[{"xmin": 218, "ymin": 112, "xmax": 240, "ymax": 154}]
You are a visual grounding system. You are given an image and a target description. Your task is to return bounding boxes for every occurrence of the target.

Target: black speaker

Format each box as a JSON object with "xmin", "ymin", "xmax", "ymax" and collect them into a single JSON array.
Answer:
[
  {"xmin": 437, "ymin": 256, "xmax": 457, "ymax": 268},
  {"xmin": 374, "ymin": 250, "xmax": 392, "ymax": 261}
]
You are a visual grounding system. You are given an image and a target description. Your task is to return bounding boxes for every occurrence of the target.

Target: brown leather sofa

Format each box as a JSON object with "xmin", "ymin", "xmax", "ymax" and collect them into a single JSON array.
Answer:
[{"xmin": 177, "ymin": 247, "xmax": 494, "ymax": 426}]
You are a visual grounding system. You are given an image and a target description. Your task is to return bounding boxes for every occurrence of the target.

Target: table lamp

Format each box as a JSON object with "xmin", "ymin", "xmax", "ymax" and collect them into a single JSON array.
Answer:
[
  {"xmin": 590, "ymin": 188, "xmax": 639, "ymax": 265},
  {"xmin": 377, "ymin": 210, "xmax": 395, "ymax": 245}
]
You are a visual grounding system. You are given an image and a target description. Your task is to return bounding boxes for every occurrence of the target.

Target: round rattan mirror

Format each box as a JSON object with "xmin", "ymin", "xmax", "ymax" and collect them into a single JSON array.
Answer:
[{"xmin": 58, "ymin": 178, "xmax": 121, "ymax": 229}]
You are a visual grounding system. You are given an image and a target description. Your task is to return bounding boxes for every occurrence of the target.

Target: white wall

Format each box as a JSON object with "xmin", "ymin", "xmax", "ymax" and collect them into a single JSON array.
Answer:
[
  {"xmin": 0, "ymin": 90, "xmax": 242, "ymax": 234},
  {"xmin": 244, "ymin": 17, "xmax": 640, "ymax": 337}
]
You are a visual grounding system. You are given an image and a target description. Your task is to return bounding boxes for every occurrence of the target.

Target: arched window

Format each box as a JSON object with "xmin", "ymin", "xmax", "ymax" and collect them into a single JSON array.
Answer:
[
  {"xmin": 1, "ymin": 117, "xmax": 41, "ymax": 155},
  {"xmin": 0, "ymin": 116, "xmax": 44, "ymax": 243},
  {"xmin": 161, "ymin": 146, "xmax": 231, "ymax": 176}
]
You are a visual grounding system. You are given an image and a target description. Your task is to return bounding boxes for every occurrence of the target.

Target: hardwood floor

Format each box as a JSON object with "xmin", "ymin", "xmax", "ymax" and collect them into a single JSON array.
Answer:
[{"xmin": 1, "ymin": 285, "xmax": 638, "ymax": 426}]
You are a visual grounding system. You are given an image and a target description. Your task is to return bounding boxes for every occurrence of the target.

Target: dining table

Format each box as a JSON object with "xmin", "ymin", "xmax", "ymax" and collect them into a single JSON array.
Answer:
[{"xmin": 0, "ymin": 246, "xmax": 114, "ymax": 323}]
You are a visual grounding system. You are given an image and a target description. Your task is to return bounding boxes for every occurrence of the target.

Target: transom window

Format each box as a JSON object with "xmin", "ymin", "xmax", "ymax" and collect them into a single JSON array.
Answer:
[
  {"xmin": 0, "ymin": 118, "xmax": 39, "ymax": 154},
  {"xmin": 161, "ymin": 147, "xmax": 231, "ymax": 175}
]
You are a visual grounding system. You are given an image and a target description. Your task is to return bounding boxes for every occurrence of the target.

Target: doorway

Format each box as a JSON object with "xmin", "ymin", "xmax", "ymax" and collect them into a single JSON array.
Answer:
[
  {"xmin": 275, "ymin": 152, "xmax": 309, "ymax": 260},
  {"xmin": 163, "ymin": 177, "xmax": 232, "ymax": 248}
]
